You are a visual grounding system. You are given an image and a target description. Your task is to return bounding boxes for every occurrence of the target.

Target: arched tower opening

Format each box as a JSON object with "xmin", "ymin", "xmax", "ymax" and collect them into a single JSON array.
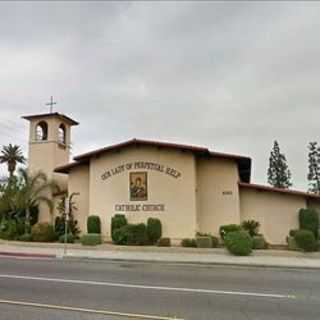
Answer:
[{"xmin": 35, "ymin": 121, "xmax": 48, "ymax": 141}]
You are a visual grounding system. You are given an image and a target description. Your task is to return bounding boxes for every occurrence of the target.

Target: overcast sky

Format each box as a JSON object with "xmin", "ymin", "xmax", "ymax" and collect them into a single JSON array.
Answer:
[{"xmin": 0, "ymin": 1, "xmax": 320, "ymax": 190}]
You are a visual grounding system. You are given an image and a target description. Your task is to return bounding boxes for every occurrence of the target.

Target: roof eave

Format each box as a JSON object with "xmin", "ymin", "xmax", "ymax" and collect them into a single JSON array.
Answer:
[
  {"xmin": 22, "ymin": 113, "xmax": 79, "ymax": 126},
  {"xmin": 239, "ymin": 182, "xmax": 320, "ymax": 199}
]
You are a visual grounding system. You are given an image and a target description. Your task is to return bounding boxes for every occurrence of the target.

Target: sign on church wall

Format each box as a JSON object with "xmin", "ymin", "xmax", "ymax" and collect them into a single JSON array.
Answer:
[
  {"xmin": 101, "ymin": 161, "xmax": 182, "ymax": 181},
  {"xmin": 100, "ymin": 161, "xmax": 183, "ymax": 213}
]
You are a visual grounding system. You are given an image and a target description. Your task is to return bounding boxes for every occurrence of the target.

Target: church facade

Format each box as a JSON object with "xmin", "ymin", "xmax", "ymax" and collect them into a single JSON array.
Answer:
[{"xmin": 23, "ymin": 112, "xmax": 320, "ymax": 245}]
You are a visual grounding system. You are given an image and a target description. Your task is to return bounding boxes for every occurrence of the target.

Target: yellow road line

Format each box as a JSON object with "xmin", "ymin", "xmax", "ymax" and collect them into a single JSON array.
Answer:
[{"xmin": 0, "ymin": 299, "xmax": 183, "ymax": 320}]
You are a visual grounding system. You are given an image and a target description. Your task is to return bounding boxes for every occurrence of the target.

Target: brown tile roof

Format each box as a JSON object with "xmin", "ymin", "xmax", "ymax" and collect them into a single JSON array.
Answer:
[
  {"xmin": 239, "ymin": 182, "xmax": 320, "ymax": 199},
  {"xmin": 55, "ymin": 138, "xmax": 251, "ymax": 182},
  {"xmin": 22, "ymin": 112, "xmax": 79, "ymax": 126}
]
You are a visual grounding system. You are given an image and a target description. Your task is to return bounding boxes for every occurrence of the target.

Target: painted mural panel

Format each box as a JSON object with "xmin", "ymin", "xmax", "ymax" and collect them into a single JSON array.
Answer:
[{"xmin": 130, "ymin": 171, "xmax": 148, "ymax": 201}]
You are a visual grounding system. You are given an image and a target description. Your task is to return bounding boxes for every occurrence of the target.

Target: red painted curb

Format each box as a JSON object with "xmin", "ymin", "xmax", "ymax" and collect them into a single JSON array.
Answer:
[{"xmin": 0, "ymin": 252, "xmax": 56, "ymax": 259}]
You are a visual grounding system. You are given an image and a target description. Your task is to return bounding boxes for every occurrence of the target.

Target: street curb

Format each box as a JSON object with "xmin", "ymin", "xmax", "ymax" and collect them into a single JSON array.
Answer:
[
  {"xmin": 61, "ymin": 256, "xmax": 320, "ymax": 271},
  {"xmin": 0, "ymin": 251, "xmax": 56, "ymax": 259},
  {"xmin": 1, "ymin": 251, "xmax": 319, "ymax": 270}
]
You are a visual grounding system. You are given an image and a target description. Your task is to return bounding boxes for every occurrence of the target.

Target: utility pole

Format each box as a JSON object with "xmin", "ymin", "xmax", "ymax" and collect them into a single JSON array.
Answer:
[{"xmin": 63, "ymin": 192, "xmax": 79, "ymax": 258}]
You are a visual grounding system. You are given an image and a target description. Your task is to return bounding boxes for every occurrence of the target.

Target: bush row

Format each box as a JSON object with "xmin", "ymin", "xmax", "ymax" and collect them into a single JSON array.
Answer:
[
  {"xmin": 111, "ymin": 215, "xmax": 162, "ymax": 246},
  {"xmin": 287, "ymin": 208, "xmax": 320, "ymax": 252}
]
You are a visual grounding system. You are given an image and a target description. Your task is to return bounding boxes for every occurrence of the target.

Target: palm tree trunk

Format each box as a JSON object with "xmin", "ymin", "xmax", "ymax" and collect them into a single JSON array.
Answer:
[{"xmin": 8, "ymin": 161, "xmax": 15, "ymax": 178}]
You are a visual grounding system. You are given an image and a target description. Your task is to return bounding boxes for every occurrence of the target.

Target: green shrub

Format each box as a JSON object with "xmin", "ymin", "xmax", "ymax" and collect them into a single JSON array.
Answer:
[
  {"xmin": 112, "ymin": 226, "xmax": 128, "ymax": 245},
  {"xmin": 87, "ymin": 215, "xmax": 101, "ymax": 234},
  {"xmin": 294, "ymin": 229, "xmax": 317, "ymax": 252},
  {"xmin": 219, "ymin": 224, "xmax": 242, "ymax": 240},
  {"xmin": 181, "ymin": 238, "xmax": 197, "ymax": 248},
  {"xmin": 225, "ymin": 231, "xmax": 253, "ymax": 256},
  {"xmin": 157, "ymin": 237, "xmax": 171, "ymax": 247},
  {"xmin": 287, "ymin": 236, "xmax": 298, "ymax": 251},
  {"xmin": 196, "ymin": 232, "xmax": 219, "ymax": 248},
  {"xmin": 299, "ymin": 209, "xmax": 319, "ymax": 239},
  {"xmin": 81, "ymin": 233, "xmax": 101, "ymax": 246},
  {"xmin": 147, "ymin": 218, "xmax": 162, "ymax": 244},
  {"xmin": 127, "ymin": 223, "xmax": 148, "ymax": 245},
  {"xmin": 31, "ymin": 223, "xmax": 56, "ymax": 242},
  {"xmin": 241, "ymin": 220, "xmax": 260, "ymax": 237},
  {"xmin": 289, "ymin": 229, "xmax": 299, "ymax": 237},
  {"xmin": 252, "ymin": 235, "xmax": 267, "ymax": 249},
  {"xmin": 54, "ymin": 215, "xmax": 80, "ymax": 238},
  {"xmin": 18, "ymin": 233, "xmax": 33, "ymax": 242},
  {"xmin": 0, "ymin": 219, "xmax": 19, "ymax": 240},
  {"xmin": 111, "ymin": 214, "xmax": 127, "ymax": 241},
  {"xmin": 59, "ymin": 233, "xmax": 75, "ymax": 243},
  {"xmin": 112, "ymin": 223, "xmax": 148, "ymax": 246},
  {"xmin": 196, "ymin": 236, "xmax": 212, "ymax": 248},
  {"xmin": 16, "ymin": 218, "xmax": 25, "ymax": 236},
  {"xmin": 211, "ymin": 236, "xmax": 219, "ymax": 248}
]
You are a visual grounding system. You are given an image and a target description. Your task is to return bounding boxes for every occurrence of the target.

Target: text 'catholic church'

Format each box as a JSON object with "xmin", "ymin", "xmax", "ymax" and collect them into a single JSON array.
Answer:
[{"xmin": 23, "ymin": 112, "xmax": 320, "ymax": 245}]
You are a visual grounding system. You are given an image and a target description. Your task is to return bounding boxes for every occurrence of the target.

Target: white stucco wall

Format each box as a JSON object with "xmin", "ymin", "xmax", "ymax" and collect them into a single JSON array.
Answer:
[
  {"xmin": 68, "ymin": 164, "xmax": 90, "ymax": 233},
  {"xmin": 240, "ymin": 187, "xmax": 307, "ymax": 245},
  {"xmin": 87, "ymin": 145, "xmax": 197, "ymax": 240},
  {"xmin": 196, "ymin": 157, "xmax": 241, "ymax": 236}
]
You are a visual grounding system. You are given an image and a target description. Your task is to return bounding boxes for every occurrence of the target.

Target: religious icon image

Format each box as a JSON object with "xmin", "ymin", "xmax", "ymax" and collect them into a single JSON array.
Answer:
[{"xmin": 130, "ymin": 172, "xmax": 148, "ymax": 201}]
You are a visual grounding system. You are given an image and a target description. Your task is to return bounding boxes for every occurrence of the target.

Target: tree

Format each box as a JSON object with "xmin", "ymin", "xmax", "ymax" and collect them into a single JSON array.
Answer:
[
  {"xmin": 0, "ymin": 177, "xmax": 20, "ymax": 219},
  {"xmin": 15, "ymin": 168, "xmax": 59, "ymax": 233},
  {"xmin": 267, "ymin": 140, "xmax": 292, "ymax": 188},
  {"xmin": 307, "ymin": 142, "xmax": 320, "ymax": 194},
  {"xmin": 0, "ymin": 144, "xmax": 26, "ymax": 178},
  {"xmin": 54, "ymin": 192, "xmax": 80, "ymax": 238}
]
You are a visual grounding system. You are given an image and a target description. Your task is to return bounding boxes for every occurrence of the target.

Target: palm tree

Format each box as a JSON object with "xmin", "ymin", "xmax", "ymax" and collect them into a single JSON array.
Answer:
[
  {"xmin": 15, "ymin": 168, "xmax": 60, "ymax": 233},
  {"xmin": 0, "ymin": 177, "xmax": 20, "ymax": 218},
  {"xmin": 0, "ymin": 144, "xmax": 26, "ymax": 178}
]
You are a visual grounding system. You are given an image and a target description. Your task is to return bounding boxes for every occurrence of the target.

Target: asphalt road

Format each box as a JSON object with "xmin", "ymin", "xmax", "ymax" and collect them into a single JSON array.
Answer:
[{"xmin": 0, "ymin": 257, "xmax": 319, "ymax": 320}]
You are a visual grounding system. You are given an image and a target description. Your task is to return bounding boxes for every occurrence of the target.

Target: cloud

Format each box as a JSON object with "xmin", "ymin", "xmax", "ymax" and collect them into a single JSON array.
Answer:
[{"xmin": 1, "ymin": 1, "xmax": 320, "ymax": 189}]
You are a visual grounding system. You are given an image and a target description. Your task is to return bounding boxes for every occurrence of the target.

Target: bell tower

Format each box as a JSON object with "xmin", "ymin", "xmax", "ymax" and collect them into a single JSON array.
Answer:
[{"xmin": 22, "ymin": 112, "xmax": 79, "ymax": 187}]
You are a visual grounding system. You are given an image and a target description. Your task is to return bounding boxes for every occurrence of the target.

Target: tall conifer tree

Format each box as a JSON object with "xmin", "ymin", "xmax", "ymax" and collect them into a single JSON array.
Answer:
[
  {"xmin": 267, "ymin": 140, "xmax": 292, "ymax": 189},
  {"xmin": 307, "ymin": 142, "xmax": 320, "ymax": 194}
]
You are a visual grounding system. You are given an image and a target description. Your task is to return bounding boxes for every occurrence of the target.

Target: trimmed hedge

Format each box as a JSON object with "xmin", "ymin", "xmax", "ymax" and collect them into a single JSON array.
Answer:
[
  {"xmin": 111, "ymin": 214, "xmax": 127, "ymax": 241},
  {"xmin": 299, "ymin": 209, "xmax": 319, "ymax": 239},
  {"xmin": 287, "ymin": 236, "xmax": 298, "ymax": 251},
  {"xmin": 219, "ymin": 224, "xmax": 242, "ymax": 240},
  {"xmin": 196, "ymin": 232, "xmax": 219, "ymax": 248},
  {"xmin": 81, "ymin": 233, "xmax": 102, "ymax": 246},
  {"xmin": 294, "ymin": 229, "xmax": 317, "ymax": 252},
  {"xmin": 225, "ymin": 231, "xmax": 253, "ymax": 256},
  {"xmin": 87, "ymin": 215, "xmax": 101, "ymax": 234},
  {"xmin": 113, "ymin": 223, "xmax": 148, "ymax": 246},
  {"xmin": 31, "ymin": 223, "xmax": 56, "ymax": 242},
  {"xmin": 18, "ymin": 233, "xmax": 32, "ymax": 242},
  {"xmin": 157, "ymin": 237, "xmax": 171, "ymax": 247},
  {"xmin": 181, "ymin": 238, "xmax": 197, "ymax": 248},
  {"xmin": 147, "ymin": 218, "xmax": 162, "ymax": 244},
  {"xmin": 252, "ymin": 235, "xmax": 267, "ymax": 250},
  {"xmin": 59, "ymin": 233, "xmax": 75, "ymax": 243},
  {"xmin": 211, "ymin": 236, "xmax": 219, "ymax": 248},
  {"xmin": 289, "ymin": 229, "xmax": 299, "ymax": 237},
  {"xmin": 196, "ymin": 236, "xmax": 212, "ymax": 248}
]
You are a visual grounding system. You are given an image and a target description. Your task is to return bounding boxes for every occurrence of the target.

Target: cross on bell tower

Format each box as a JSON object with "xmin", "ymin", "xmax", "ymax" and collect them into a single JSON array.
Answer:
[{"xmin": 45, "ymin": 96, "xmax": 57, "ymax": 113}]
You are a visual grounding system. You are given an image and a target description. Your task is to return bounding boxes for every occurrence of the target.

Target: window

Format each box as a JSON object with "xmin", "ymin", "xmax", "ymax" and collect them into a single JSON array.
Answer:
[
  {"xmin": 58, "ymin": 123, "xmax": 66, "ymax": 144},
  {"xmin": 35, "ymin": 121, "xmax": 48, "ymax": 141}
]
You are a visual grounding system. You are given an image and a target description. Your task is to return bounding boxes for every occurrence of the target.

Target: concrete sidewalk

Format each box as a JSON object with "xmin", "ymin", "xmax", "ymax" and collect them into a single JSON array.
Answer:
[{"xmin": 0, "ymin": 240, "xmax": 320, "ymax": 269}]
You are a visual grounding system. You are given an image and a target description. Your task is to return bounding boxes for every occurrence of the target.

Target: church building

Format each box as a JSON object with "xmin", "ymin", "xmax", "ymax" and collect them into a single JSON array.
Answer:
[{"xmin": 23, "ymin": 112, "xmax": 320, "ymax": 245}]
